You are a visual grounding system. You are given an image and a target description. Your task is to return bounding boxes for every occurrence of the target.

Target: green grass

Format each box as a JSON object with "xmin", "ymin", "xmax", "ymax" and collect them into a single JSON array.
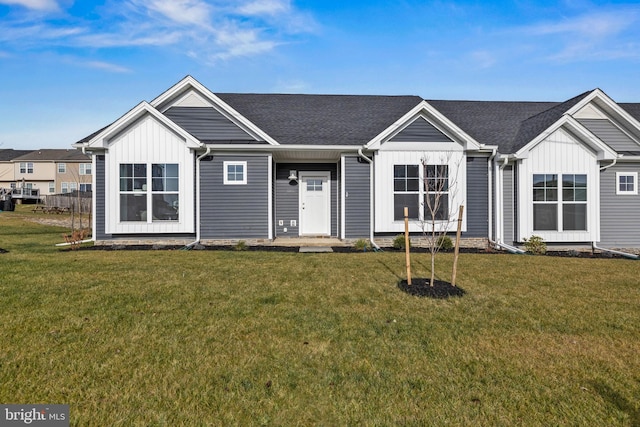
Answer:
[{"xmin": 1, "ymin": 208, "xmax": 639, "ymax": 426}]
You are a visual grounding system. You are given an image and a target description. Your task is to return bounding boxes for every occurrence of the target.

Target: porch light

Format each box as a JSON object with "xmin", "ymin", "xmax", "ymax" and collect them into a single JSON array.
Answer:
[{"xmin": 288, "ymin": 170, "xmax": 298, "ymax": 182}]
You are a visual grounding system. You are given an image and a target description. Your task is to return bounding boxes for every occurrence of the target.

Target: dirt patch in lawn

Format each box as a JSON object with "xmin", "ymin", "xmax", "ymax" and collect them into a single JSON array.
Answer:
[{"xmin": 0, "ymin": 248, "xmax": 8, "ymax": 254}]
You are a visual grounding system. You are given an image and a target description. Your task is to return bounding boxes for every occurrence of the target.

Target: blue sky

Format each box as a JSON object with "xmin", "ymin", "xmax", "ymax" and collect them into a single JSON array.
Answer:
[{"xmin": 1, "ymin": 0, "xmax": 640, "ymax": 149}]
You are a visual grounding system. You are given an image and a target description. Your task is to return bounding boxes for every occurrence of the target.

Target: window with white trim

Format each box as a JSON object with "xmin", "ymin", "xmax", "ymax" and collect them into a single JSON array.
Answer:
[
  {"xmin": 223, "ymin": 161, "xmax": 247, "ymax": 185},
  {"xmin": 119, "ymin": 163, "xmax": 179, "ymax": 222},
  {"xmin": 425, "ymin": 165, "xmax": 449, "ymax": 221},
  {"xmin": 393, "ymin": 165, "xmax": 419, "ymax": 220},
  {"xmin": 533, "ymin": 174, "xmax": 587, "ymax": 231},
  {"xmin": 80, "ymin": 163, "xmax": 92, "ymax": 175},
  {"xmin": 19, "ymin": 162, "xmax": 33, "ymax": 174},
  {"xmin": 48, "ymin": 182, "xmax": 55, "ymax": 193},
  {"xmin": 616, "ymin": 172, "xmax": 637, "ymax": 195},
  {"xmin": 61, "ymin": 182, "xmax": 69, "ymax": 194},
  {"xmin": 58, "ymin": 163, "xmax": 66, "ymax": 173}
]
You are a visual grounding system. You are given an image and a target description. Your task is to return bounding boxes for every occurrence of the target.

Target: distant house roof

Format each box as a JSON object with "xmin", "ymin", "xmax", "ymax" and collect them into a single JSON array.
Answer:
[
  {"xmin": 0, "ymin": 149, "xmax": 33, "ymax": 161},
  {"xmin": 215, "ymin": 93, "xmax": 424, "ymax": 146},
  {"xmin": 12, "ymin": 149, "xmax": 90, "ymax": 162}
]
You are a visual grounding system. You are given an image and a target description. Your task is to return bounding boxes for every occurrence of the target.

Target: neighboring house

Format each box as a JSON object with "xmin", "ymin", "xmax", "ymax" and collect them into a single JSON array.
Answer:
[
  {"xmin": 75, "ymin": 76, "xmax": 640, "ymax": 250},
  {"xmin": 11, "ymin": 149, "xmax": 92, "ymax": 197},
  {"xmin": 0, "ymin": 149, "xmax": 32, "ymax": 189}
]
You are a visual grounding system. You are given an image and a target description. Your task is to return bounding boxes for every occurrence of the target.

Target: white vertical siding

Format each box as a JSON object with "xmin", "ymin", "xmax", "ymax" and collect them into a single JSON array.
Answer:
[
  {"xmin": 105, "ymin": 114, "xmax": 195, "ymax": 234},
  {"xmin": 374, "ymin": 150, "xmax": 466, "ymax": 233},
  {"xmin": 517, "ymin": 128, "xmax": 599, "ymax": 242}
]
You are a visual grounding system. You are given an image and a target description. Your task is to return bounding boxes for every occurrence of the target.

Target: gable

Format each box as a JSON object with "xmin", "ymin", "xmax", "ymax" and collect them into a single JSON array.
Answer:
[
  {"xmin": 108, "ymin": 113, "xmax": 189, "ymax": 156},
  {"xmin": 164, "ymin": 107, "xmax": 260, "ymax": 143},
  {"xmin": 577, "ymin": 118, "xmax": 640, "ymax": 153},
  {"xmin": 389, "ymin": 117, "xmax": 453, "ymax": 142}
]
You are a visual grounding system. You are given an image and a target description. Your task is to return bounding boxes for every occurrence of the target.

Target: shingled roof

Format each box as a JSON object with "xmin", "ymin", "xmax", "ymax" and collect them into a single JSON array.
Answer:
[
  {"xmin": 0, "ymin": 149, "xmax": 32, "ymax": 161},
  {"xmin": 215, "ymin": 93, "xmax": 423, "ymax": 146},
  {"xmin": 12, "ymin": 149, "xmax": 89, "ymax": 162}
]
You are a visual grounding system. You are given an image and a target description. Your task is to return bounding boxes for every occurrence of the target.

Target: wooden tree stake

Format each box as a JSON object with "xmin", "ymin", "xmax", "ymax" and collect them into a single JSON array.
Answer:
[
  {"xmin": 451, "ymin": 205, "xmax": 464, "ymax": 286},
  {"xmin": 404, "ymin": 206, "xmax": 412, "ymax": 285}
]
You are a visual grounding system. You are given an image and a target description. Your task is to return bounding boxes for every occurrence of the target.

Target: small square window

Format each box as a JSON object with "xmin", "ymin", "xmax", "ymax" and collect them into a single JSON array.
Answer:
[
  {"xmin": 58, "ymin": 163, "xmax": 66, "ymax": 173},
  {"xmin": 616, "ymin": 172, "xmax": 637, "ymax": 195},
  {"xmin": 223, "ymin": 161, "xmax": 247, "ymax": 185}
]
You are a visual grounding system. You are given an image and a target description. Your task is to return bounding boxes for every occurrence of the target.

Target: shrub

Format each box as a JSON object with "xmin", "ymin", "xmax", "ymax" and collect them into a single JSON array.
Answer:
[
  {"xmin": 392, "ymin": 234, "xmax": 411, "ymax": 250},
  {"xmin": 437, "ymin": 236, "xmax": 453, "ymax": 251},
  {"xmin": 353, "ymin": 239, "xmax": 371, "ymax": 252},
  {"xmin": 523, "ymin": 235, "xmax": 546, "ymax": 255},
  {"xmin": 233, "ymin": 240, "xmax": 248, "ymax": 251}
]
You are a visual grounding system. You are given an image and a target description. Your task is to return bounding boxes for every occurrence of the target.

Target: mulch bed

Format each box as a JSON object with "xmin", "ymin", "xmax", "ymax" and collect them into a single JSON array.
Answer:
[{"xmin": 398, "ymin": 278, "xmax": 466, "ymax": 299}]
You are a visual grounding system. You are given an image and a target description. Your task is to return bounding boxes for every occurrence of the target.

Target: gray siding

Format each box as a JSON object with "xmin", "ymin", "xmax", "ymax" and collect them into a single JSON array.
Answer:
[
  {"xmin": 164, "ymin": 107, "xmax": 258, "ymax": 142},
  {"xmin": 344, "ymin": 156, "xmax": 370, "ymax": 238},
  {"xmin": 578, "ymin": 119, "xmax": 640, "ymax": 152},
  {"xmin": 465, "ymin": 156, "xmax": 488, "ymax": 237},
  {"xmin": 502, "ymin": 165, "xmax": 515, "ymax": 244},
  {"xmin": 200, "ymin": 155, "xmax": 270, "ymax": 239},
  {"xmin": 95, "ymin": 155, "xmax": 108, "ymax": 240},
  {"xmin": 274, "ymin": 163, "xmax": 338, "ymax": 237},
  {"xmin": 599, "ymin": 163, "xmax": 640, "ymax": 247},
  {"xmin": 390, "ymin": 117, "xmax": 453, "ymax": 142}
]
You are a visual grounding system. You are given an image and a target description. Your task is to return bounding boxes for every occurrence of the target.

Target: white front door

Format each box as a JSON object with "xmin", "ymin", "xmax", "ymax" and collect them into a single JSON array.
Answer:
[{"xmin": 299, "ymin": 172, "xmax": 331, "ymax": 236}]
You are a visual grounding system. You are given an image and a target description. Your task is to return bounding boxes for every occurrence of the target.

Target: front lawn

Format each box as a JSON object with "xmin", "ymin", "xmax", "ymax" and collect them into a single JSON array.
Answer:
[{"xmin": 1, "ymin": 211, "xmax": 639, "ymax": 425}]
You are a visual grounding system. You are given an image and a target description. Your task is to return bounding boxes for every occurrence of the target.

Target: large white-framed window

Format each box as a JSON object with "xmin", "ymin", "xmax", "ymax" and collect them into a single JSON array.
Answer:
[
  {"xmin": 616, "ymin": 172, "xmax": 637, "ymax": 195},
  {"xmin": 533, "ymin": 174, "xmax": 587, "ymax": 232},
  {"xmin": 393, "ymin": 164, "xmax": 419, "ymax": 220},
  {"xmin": 223, "ymin": 161, "xmax": 247, "ymax": 185},
  {"xmin": 80, "ymin": 163, "xmax": 92, "ymax": 175},
  {"xmin": 119, "ymin": 163, "xmax": 179, "ymax": 222},
  {"xmin": 425, "ymin": 164, "xmax": 449, "ymax": 221},
  {"xmin": 58, "ymin": 163, "xmax": 66, "ymax": 173},
  {"xmin": 20, "ymin": 162, "xmax": 33, "ymax": 174}
]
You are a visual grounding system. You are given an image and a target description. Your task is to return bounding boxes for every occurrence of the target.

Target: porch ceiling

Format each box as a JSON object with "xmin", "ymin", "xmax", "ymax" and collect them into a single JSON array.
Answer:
[{"xmin": 272, "ymin": 149, "xmax": 344, "ymax": 162}]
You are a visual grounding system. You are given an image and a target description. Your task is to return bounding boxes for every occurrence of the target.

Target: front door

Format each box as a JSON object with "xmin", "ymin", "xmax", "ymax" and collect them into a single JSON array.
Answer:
[{"xmin": 299, "ymin": 172, "xmax": 331, "ymax": 236}]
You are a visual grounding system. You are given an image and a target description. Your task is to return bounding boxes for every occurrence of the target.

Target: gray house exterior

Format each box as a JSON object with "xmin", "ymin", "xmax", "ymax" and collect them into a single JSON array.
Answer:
[{"xmin": 76, "ymin": 76, "xmax": 640, "ymax": 250}]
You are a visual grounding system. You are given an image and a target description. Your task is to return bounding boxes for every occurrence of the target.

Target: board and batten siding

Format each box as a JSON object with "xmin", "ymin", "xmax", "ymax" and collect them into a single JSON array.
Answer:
[
  {"xmin": 200, "ymin": 155, "xmax": 270, "ymax": 239},
  {"xmin": 577, "ymin": 119, "xmax": 640, "ymax": 153},
  {"xmin": 164, "ymin": 107, "xmax": 257, "ymax": 142},
  {"xmin": 374, "ymin": 150, "xmax": 466, "ymax": 233},
  {"xmin": 465, "ymin": 156, "xmax": 489, "ymax": 238},
  {"xmin": 343, "ymin": 156, "xmax": 370, "ymax": 238},
  {"xmin": 105, "ymin": 114, "xmax": 196, "ymax": 235},
  {"xmin": 599, "ymin": 163, "xmax": 640, "ymax": 247},
  {"xmin": 517, "ymin": 128, "xmax": 600, "ymax": 242},
  {"xmin": 274, "ymin": 163, "xmax": 338, "ymax": 238}
]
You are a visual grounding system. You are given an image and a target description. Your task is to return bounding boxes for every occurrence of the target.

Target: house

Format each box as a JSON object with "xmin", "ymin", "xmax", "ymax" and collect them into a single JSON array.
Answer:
[{"xmin": 75, "ymin": 76, "xmax": 640, "ymax": 250}]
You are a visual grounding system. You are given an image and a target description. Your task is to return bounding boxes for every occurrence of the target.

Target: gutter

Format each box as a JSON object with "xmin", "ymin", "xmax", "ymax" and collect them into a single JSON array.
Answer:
[
  {"xmin": 184, "ymin": 145, "xmax": 211, "ymax": 249},
  {"xmin": 599, "ymin": 156, "xmax": 618, "ymax": 171},
  {"xmin": 358, "ymin": 147, "xmax": 380, "ymax": 250},
  {"xmin": 592, "ymin": 242, "xmax": 639, "ymax": 260}
]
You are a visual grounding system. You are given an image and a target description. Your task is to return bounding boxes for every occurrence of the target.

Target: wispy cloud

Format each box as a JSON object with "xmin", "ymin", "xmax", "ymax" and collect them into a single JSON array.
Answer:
[
  {"xmin": 0, "ymin": 0, "xmax": 316, "ymax": 66},
  {"xmin": 0, "ymin": 0, "xmax": 60, "ymax": 12},
  {"xmin": 84, "ymin": 60, "xmax": 132, "ymax": 73},
  {"xmin": 516, "ymin": 7, "xmax": 640, "ymax": 62}
]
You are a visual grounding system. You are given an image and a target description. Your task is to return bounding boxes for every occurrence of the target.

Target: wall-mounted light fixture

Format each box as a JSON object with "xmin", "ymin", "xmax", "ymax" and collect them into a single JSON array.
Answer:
[{"xmin": 288, "ymin": 170, "xmax": 298, "ymax": 182}]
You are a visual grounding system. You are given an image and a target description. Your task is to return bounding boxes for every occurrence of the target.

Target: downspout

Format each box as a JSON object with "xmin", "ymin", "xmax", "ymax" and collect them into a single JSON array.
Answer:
[
  {"xmin": 591, "ymin": 242, "xmax": 639, "ymax": 260},
  {"xmin": 81, "ymin": 144, "xmax": 97, "ymax": 243},
  {"xmin": 492, "ymin": 156, "xmax": 526, "ymax": 254},
  {"xmin": 184, "ymin": 145, "xmax": 211, "ymax": 249},
  {"xmin": 487, "ymin": 148, "xmax": 497, "ymax": 245},
  {"xmin": 599, "ymin": 157, "xmax": 618, "ymax": 171},
  {"xmin": 358, "ymin": 147, "xmax": 380, "ymax": 250}
]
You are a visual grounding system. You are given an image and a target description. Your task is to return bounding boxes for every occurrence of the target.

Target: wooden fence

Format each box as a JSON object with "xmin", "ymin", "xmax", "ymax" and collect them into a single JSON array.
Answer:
[{"xmin": 43, "ymin": 192, "xmax": 92, "ymax": 214}]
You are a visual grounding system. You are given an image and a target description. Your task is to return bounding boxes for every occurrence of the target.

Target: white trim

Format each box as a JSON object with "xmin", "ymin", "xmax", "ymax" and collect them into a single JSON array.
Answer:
[
  {"xmin": 223, "ymin": 161, "xmax": 247, "ymax": 185},
  {"xmin": 616, "ymin": 171, "xmax": 638, "ymax": 195},
  {"xmin": 340, "ymin": 155, "xmax": 346, "ymax": 240},
  {"xmin": 567, "ymin": 89, "xmax": 640, "ymax": 140},
  {"xmin": 366, "ymin": 101, "xmax": 482, "ymax": 151},
  {"xmin": 267, "ymin": 155, "xmax": 273, "ymax": 240},
  {"xmin": 150, "ymin": 75, "xmax": 280, "ymax": 146}
]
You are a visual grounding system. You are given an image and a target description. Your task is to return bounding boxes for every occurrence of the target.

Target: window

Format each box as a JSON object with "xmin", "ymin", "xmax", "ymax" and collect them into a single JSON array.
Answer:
[
  {"xmin": 19, "ymin": 162, "xmax": 33, "ymax": 174},
  {"xmin": 224, "ymin": 161, "xmax": 247, "ymax": 185},
  {"xmin": 533, "ymin": 174, "xmax": 587, "ymax": 231},
  {"xmin": 425, "ymin": 165, "xmax": 449, "ymax": 221},
  {"xmin": 48, "ymin": 182, "xmax": 55, "ymax": 193},
  {"xmin": 61, "ymin": 182, "xmax": 69, "ymax": 194},
  {"xmin": 79, "ymin": 183, "xmax": 92, "ymax": 192},
  {"xmin": 10, "ymin": 183, "xmax": 16, "ymax": 189},
  {"xmin": 393, "ymin": 165, "xmax": 419, "ymax": 220},
  {"xmin": 69, "ymin": 182, "xmax": 78, "ymax": 193},
  {"xmin": 306, "ymin": 179, "xmax": 323, "ymax": 191},
  {"xmin": 80, "ymin": 163, "xmax": 92, "ymax": 175},
  {"xmin": 616, "ymin": 172, "xmax": 637, "ymax": 195},
  {"xmin": 119, "ymin": 163, "xmax": 179, "ymax": 222},
  {"xmin": 58, "ymin": 163, "xmax": 66, "ymax": 173}
]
